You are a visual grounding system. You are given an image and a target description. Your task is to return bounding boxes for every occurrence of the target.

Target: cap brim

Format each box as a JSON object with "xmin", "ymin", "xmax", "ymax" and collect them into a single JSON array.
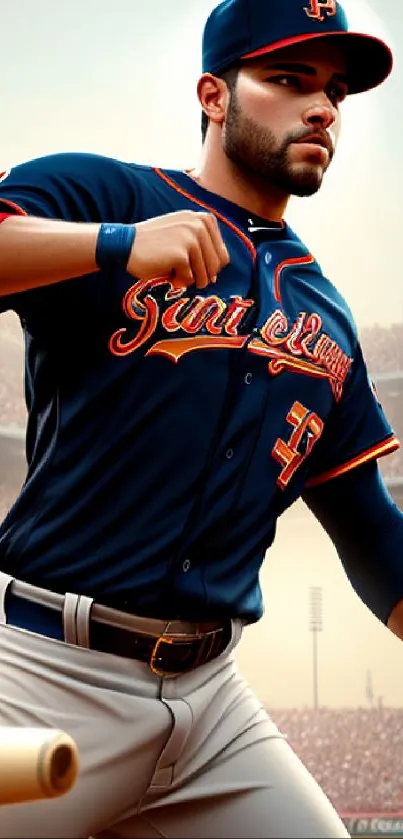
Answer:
[{"xmin": 242, "ymin": 31, "xmax": 393, "ymax": 94}]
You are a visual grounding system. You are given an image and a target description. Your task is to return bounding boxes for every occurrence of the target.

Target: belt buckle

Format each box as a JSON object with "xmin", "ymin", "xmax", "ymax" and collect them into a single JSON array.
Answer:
[{"xmin": 149, "ymin": 634, "xmax": 177, "ymax": 677}]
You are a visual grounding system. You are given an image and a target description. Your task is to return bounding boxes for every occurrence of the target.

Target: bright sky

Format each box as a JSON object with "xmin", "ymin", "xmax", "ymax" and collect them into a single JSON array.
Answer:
[{"xmin": 2, "ymin": 0, "xmax": 403, "ymax": 707}]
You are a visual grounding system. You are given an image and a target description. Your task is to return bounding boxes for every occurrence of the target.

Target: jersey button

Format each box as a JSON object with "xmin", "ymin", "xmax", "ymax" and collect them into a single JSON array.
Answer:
[
  {"xmin": 182, "ymin": 559, "xmax": 191, "ymax": 573},
  {"xmin": 244, "ymin": 372, "xmax": 253, "ymax": 385},
  {"xmin": 226, "ymin": 448, "xmax": 234, "ymax": 460}
]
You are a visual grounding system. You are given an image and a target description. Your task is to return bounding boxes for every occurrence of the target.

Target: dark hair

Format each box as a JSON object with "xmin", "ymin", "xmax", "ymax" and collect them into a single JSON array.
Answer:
[{"xmin": 201, "ymin": 65, "xmax": 239, "ymax": 143}]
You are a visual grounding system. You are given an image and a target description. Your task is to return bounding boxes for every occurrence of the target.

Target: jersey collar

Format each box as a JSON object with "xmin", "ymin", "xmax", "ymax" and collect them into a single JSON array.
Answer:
[{"xmin": 158, "ymin": 168, "xmax": 288, "ymax": 241}]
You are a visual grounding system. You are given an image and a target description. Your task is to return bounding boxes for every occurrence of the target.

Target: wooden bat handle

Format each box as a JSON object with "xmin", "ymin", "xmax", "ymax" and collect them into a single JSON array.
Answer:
[{"xmin": 0, "ymin": 728, "xmax": 79, "ymax": 804}]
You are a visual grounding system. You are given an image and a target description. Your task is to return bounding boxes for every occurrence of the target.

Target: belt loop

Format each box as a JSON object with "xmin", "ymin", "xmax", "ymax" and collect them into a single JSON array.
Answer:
[
  {"xmin": 76, "ymin": 595, "xmax": 94, "ymax": 648},
  {"xmin": 63, "ymin": 593, "xmax": 79, "ymax": 645},
  {"xmin": 0, "ymin": 573, "xmax": 14, "ymax": 623}
]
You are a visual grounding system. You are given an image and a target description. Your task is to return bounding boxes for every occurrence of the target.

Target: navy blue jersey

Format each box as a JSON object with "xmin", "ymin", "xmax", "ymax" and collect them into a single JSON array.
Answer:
[{"xmin": 0, "ymin": 153, "xmax": 398, "ymax": 622}]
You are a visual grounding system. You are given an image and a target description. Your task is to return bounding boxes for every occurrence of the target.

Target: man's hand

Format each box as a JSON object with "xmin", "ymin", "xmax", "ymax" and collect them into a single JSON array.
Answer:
[{"xmin": 127, "ymin": 211, "xmax": 230, "ymax": 289}]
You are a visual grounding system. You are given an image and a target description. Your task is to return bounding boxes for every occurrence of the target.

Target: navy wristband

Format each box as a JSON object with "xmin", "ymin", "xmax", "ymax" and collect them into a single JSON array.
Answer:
[{"xmin": 95, "ymin": 223, "xmax": 136, "ymax": 271}]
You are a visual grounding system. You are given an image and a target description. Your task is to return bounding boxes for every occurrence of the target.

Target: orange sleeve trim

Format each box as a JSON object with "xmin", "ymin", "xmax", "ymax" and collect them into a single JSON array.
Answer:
[
  {"xmin": 305, "ymin": 435, "xmax": 400, "ymax": 488},
  {"xmin": 0, "ymin": 199, "xmax": 27, "ymax": 216}
]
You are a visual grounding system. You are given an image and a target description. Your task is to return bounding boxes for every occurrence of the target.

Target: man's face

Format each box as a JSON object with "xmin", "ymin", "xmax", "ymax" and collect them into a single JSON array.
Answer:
[{"xmin": 222, "ymin": 40, "xmax": 348, "ymax": 197}]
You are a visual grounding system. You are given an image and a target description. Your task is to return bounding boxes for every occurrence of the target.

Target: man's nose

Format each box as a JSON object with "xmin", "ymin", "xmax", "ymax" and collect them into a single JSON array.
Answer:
[{"xmin": 302, "ymin": 102, "xmax": 336, "ymax": 131}]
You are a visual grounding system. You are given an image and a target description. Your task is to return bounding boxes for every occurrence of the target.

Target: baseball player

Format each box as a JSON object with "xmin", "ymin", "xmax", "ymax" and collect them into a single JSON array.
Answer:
[{"xmin": 0, "ymin": 0, "xmax": 401, "ymax": 836}]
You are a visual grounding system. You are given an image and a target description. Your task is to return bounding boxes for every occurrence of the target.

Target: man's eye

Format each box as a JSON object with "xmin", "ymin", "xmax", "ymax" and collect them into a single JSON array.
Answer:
[
  {"xmin": 328, "ymin": 84, "xmax": 348, "ymax": 105},
  {"xmin": 268, "ymin": 74, "xmax": 301, "ymax": 88}
]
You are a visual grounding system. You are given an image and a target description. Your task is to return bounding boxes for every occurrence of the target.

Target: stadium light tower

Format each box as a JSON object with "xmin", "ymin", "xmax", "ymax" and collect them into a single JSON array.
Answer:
[{"xmin": 309, "ymin": 586, "xmax": 323, "ymax": 711}]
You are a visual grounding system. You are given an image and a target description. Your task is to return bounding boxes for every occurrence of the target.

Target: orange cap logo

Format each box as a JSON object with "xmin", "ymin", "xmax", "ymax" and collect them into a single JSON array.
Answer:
[{"xmin": 304, "ymin": 0, "xmax": 337, "ymax": 21}]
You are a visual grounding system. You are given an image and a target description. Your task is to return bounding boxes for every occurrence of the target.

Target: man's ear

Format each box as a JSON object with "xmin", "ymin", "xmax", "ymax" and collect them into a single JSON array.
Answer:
[{"xmin": 197, "ymin": 73, "xmax": 230, "ymax": 129}]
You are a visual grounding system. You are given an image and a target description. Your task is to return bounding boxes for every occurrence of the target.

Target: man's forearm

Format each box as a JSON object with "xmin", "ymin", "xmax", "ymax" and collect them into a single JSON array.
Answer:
[
  {"xmin": 0, "ymin": 216, "xmax": 101, "ymax": 296},
  {"xmin": 303, "ymin": 461, "xmax": 403, "ymax": 628}
]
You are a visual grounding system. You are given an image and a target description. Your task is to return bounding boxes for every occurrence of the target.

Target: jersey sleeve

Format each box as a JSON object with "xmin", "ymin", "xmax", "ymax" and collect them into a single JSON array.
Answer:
[
  {"xmin": 305, "ymin": 342, "xmax": 399, "ymax": 488},
  {"xmin": 0, "ymin": 152, "xmax": 137, "ymax": 316}
]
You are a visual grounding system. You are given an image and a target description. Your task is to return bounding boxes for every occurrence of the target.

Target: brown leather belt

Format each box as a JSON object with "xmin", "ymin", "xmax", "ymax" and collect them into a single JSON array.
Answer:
[
  {"xmin": 2, "ymin": 576, "xmax": 232, "ymax": 677},
  {"xmin": 89, "ymin": 618, "xmax": 232, "ymax": 676}
]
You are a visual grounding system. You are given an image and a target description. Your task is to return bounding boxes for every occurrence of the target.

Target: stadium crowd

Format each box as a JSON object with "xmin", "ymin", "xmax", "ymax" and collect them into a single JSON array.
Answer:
[
  {"xmin": 360, "ymin": 323, "xmax": 403, "ymax": 375},
  {"xmin": 270, "ymin": 706, "xmax": 403, "ymax": 815},
  {"xmin": 379, "ymin": 450, "xmax": 403, "ymax": 480},
  {"xmin": 0, "ymin": 483, "xmax": 18, "ymax": 521},
  {"xmin": 359, "ymin": 322, "xmax": 403, "ymax": 480},
  {"xmin": 0, "ymin": 312, "xmax": 26, "ymax": 428}
]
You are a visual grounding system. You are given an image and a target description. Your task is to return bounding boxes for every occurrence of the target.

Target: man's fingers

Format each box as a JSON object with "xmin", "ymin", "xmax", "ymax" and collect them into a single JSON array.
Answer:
[
  {"xmin": 203, "ymin": 214, "xmax": 231, "ymax": 269},
  {"xmin": 171, "ymin": 256, "xmax": 195, "ymax": 289},
  {"xmin": 195, "ymin": 225, "xmax": 221, "ymax": 285},
  {"xmin": 186, "ymin": 245, "xmax": 208, "ymax": 289}
]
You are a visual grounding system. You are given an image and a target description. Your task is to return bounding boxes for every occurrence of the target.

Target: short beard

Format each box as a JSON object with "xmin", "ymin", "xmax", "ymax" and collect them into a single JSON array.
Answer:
[{"xmin": 223, "ymin": 89, "xmax": 332, "ymax": 198}]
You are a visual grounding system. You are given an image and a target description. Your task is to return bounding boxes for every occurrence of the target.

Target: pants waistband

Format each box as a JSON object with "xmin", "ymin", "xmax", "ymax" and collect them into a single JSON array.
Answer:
[{"xmin": 0, "ymin": 573, "xmax": 224, "ymax": 641}]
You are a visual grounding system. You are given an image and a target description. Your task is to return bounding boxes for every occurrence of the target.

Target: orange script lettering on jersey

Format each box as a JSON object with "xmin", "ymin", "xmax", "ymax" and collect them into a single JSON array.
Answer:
[{"xmin": 109, "ymin": 276, "xmax": 352, "ymax": 401}]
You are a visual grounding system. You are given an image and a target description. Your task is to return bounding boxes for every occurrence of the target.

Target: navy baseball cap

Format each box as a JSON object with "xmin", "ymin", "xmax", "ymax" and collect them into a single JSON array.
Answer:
[{"xmin": 202, "ymin": 0, "xmax": 393, "ymax": 94}]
